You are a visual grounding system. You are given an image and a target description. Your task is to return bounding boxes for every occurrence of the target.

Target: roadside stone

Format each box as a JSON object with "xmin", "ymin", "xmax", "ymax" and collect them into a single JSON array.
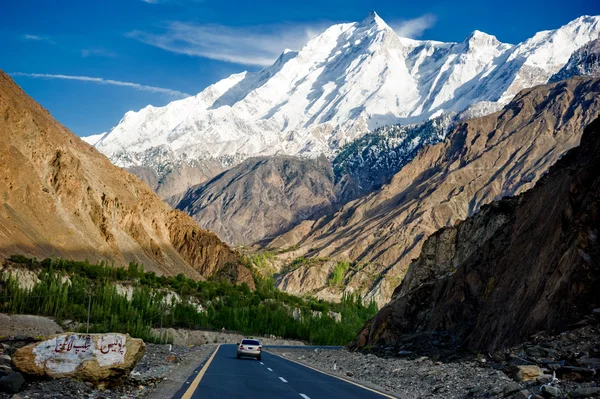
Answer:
[
  {"xmin": 512, "ymin": 390, "xmax": 530, "ymax": 399},
  {"xmin": 541, "ymin": 385, "xmax": 560, "ymax": 398},
  {"xmin": 571, "ymin": 387, "xmax": 600, "ymax": 398},
  {"xmin": 560, "ymin": 366, "xmax": 596, "ymax": 377},
  {"xmin": 0, "ymin": 372, "xmax": 25, "ymax": 394},
  {"xmin": 546, "ymin": 363, "xmax": 561, "ymax": 370},
  {"xmin": 536, "ymin": 375, "xmax": 553, "ymax": 384},
  {"xmin": 576, "ymin": 357, "xmax": 600, "ymax": 368},
  {"xmin": 531, "ymin": 395, "xmax": 544, "ymax": 399},
  {"xmin": 489, "ymin": 385, "xmax": 503, "ymax": 396},
  {"xmin": 503, "ymin": 381, "xmax": 523, "ymax": 396},
  {"xmin": 11, "ymin": 333, "xmax": 145, "ymax": 382},
  {"xmin": 514, "ymin": 365, "xmax": 543, "ymax": 381}
]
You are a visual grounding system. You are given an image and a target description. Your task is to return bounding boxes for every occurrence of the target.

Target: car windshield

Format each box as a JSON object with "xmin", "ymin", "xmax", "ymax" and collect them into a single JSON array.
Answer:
[{"xmin": 241, "ymin": 339, "xmax": 260, "ymax": 345}]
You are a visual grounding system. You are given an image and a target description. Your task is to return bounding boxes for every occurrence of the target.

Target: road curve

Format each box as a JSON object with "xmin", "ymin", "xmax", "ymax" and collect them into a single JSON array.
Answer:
[{"xmin": 172, "ymin": 344, "xmax": 395, "ymax": 399}]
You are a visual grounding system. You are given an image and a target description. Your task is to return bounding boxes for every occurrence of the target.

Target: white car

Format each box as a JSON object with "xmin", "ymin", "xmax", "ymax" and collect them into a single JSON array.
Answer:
[{"xmin": 237, "ymin": 339, "xmax": 262, "ymax": 360}]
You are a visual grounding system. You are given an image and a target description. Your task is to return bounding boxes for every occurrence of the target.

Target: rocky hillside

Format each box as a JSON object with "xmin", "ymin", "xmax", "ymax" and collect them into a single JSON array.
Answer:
[
  {"xmin": 550, "ymin": 38, "xmax": 600, "ymax": 82},
  {"xmin": 0, "ymin": 71, "xmax": 251, "ymax": 285},
  {"xmin": 332, "ymin": 114, "xmax": 455, "ymax": 201},
  {"xmin": 353, "ymin": 115, "xmax": 600, "ymax": 354},
  {"xmin": 174, "ymin": 155, "xmax": 337, "ymax": 245},
  {"xmin": 272, "ymin": 77, "xmax": 600, "ymax": 305},
  {"xmin": 128, "ymin": 156, "xmax": 227, "ymax": 202}
]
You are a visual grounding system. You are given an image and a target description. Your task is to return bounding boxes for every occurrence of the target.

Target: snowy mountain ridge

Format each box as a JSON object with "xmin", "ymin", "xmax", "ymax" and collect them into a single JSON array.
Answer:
[{"xmin": 88, "ymin": 13, "xmax": 600, "ymax": 173}]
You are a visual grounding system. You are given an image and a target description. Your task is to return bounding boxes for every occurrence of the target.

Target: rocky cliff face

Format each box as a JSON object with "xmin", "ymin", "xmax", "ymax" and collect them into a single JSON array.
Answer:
[
  {"xmin": 174, "ymin": 155, "xmax": 337, "ymax": 245},
  {"xmin": 275, "ymin": 77, "xmax": 600, "ymax": 305},
  {"xmin": 0, "ymin": 71, "xmax": 250, "ymax": 285},
  {"xmin": 353, "ymin": 116, "xmax": 600, "ymax": 354},
  {"xmin": 550, "ymin": 38, "xmax": 600, "ymax": 82}
]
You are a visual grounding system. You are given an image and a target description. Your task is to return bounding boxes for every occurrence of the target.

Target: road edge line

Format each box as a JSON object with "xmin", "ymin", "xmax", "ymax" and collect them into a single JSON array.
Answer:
[
  {"xmin": 181, "ymin": 344, "xmax": 221, "ymax": 399},
  {"xmin": 267, "ymin": 351, "xmax": 397, "ymax": 399}
]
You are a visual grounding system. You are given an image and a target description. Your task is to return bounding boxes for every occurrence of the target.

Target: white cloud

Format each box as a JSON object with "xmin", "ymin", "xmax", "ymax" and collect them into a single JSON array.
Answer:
[
  {"xmin": 23, "ymin": 34, "xmax": 56, "ymax": 44},
  {"xmin": 390, "ymin": 14, "xmax": 437, "ymax": 38},
  {"xmin": 9, "ymin": 72, "xmax": 190, "ymax": 98},
  {"xmin": 81, "ymin": 48, "xmax": 117, "ymax": 58},
  {"xmin": 127, "ymin": 22, "xmax": 328, "ymax": 67}
]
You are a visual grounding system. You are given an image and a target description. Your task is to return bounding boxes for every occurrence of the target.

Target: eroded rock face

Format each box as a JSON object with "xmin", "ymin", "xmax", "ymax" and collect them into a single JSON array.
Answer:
[
  {"xmin": 12, "ymin": 333, "xmax": 145, "ymax": 382},
  {"xmin": 284, "ymin": 77, "xmax": 600, "ymax": 305},
  {"xmin": 0, "ymin": 70, "xmax": 249, "ymax": 284},
  {"xmin": 352, "ymin": 116, "xmax": 600, "ymax": 354}
]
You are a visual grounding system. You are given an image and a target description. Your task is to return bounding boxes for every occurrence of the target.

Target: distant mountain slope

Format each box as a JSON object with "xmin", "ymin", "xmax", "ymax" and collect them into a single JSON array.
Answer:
[
  {"xmin": 174, "ymin": 156, "xmax": 337, "ymax": 245},
  {"xmin": 0, "ymin": 71, "xmax": 252, "ymax": 286},
  {"xmin": 353, "ymin": 116, "xmax": 600, "ymax": 354},
  {"xmin": 89, "ymin": 13, "xmax": 600, "ymax": 197},
  {"xmin": 332, "ymin": 114, "xmax": 455, "ymax": 200},
  {"xmin": 275, "ymin": 77, "xmax": 600, "ymax": 305}
]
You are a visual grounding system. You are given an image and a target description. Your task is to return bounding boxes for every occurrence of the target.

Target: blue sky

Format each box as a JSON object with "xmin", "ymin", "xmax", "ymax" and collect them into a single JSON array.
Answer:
[{"xmin": 2, "ymin": 0, "xmax": 599, "ymax": 137}]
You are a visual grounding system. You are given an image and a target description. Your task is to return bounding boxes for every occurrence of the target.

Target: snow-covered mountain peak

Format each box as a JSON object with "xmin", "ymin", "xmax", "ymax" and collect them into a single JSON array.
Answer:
[
  {"xmin": 90, "ymin": 13, "xmax": 600, "ymax": 177},
  {"xmin": 464, "ymin": 30, "xmax": 503, "ymax": 49},
  {"xmin": 359, "ymin": 11, "xmax": 388, "ymax": 29}
]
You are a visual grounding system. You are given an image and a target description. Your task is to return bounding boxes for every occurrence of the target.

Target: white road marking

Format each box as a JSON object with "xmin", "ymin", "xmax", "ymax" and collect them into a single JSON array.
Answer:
[
  {"xmin": 260, "ymin": 362, "xmax": 264, "ymax": 365},
  {"xmin": 279, "ymin": 377, "xmax": 288, "ymax": 383},
  {"xmin": 300, "ymin": 395, "xmax": 311, "ymax": 399},
  {"xmin": 267, "ymin": 368, "xmax": 273, "ymax": 371}
]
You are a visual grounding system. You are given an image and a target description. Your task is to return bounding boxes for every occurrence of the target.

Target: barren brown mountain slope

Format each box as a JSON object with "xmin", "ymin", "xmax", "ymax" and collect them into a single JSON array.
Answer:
[
  {"xmin": 353, "ymin": 116, "xmax": 600, "ymax": 354},
  {"xmin": 0, "ymin": 71, "xmax": 252, "ymax": 286},
  {"xmin": 175, "ymin": 155, "xmax": 337, "ymax": 246},
  {"xmin": 129, "ymin": 158, "xmax": 226, "ymax": 204},
  {"xmin": 272, "ymin": 77, "xmax": 600, "ymax": 305}
]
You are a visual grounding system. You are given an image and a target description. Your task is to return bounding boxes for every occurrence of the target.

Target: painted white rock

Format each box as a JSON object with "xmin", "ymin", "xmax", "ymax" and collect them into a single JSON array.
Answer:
[{"xmin": 12, "ymin": 333, "xmax": 145, "ymax": 382}]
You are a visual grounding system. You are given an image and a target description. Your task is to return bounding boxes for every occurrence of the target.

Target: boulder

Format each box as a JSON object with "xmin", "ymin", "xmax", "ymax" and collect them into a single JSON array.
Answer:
[
  {"xmin": 571, "ymin": 387, "xmax": 600, "ymax": 398},
  {"xmin": 0, "ymin": 355, "xmax": 11, "ymax": 367},
  {"xmin": 514, "ymin": 365, "xmax": 544, "ymax": 381},
  {"xmin": 541, "ymin": 385, "xmax": 560, "ymax": 398},
  {"xmin": 11, "ymin": 333, "xmax": 145, "ymax": 382},
  {"xmin": 512, "ymin": 390, "xmax": 530, "ymax": 399},
  {"xmin": 0, "ymin": 372, "xmax": 25, "ymax": 393},
  {"xmin": 503, "ymin": 381, "xmax": 523, "ymax": 396},
  {"xmin": 535, "ymin": 375, "xmax": 553, "ymax": 384}
]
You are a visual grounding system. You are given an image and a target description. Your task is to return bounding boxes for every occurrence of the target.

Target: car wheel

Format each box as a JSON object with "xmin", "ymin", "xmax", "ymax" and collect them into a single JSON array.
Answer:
[
  {"xmin": 257, "ymin": 355, "xmax": 261, "ymax": 361},
  {"xmin": 237, "ymin": 354, "xmax": 241, "ymax": 359}
]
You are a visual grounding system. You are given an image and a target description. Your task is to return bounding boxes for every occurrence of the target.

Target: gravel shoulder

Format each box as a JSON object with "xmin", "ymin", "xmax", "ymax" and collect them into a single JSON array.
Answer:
[
  {"xmin": 266, "ymin": 348, "xmax": 514, "ymax": 398},
  {"xmin": 267, "ymin": 318, "xmax": 600, "ymax": 399}
]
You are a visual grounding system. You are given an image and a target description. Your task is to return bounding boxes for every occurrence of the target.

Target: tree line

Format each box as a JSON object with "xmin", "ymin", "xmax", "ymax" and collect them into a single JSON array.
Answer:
[{"xmin": 0, "ymin": 256, "xmax": 378, "ymax": 345}]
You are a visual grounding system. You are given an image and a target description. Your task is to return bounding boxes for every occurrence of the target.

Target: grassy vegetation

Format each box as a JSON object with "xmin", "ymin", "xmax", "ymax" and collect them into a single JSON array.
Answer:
[
  {"xmin": 279, "ymin": 256, "xmax": 328, "ymax": 274},
  {"xmin": 328, "ymin": 261, "xmax": 351, "ymax": 287},
  {"xmin": 0, "ymin": 256, "xmax": 377, "ymax": 346}
]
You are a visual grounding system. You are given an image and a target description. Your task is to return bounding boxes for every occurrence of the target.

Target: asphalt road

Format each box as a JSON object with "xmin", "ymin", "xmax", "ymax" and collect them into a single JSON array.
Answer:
[{"xmin": 173, "ymin": 344, "xmax": 394, "ymax": 399}]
